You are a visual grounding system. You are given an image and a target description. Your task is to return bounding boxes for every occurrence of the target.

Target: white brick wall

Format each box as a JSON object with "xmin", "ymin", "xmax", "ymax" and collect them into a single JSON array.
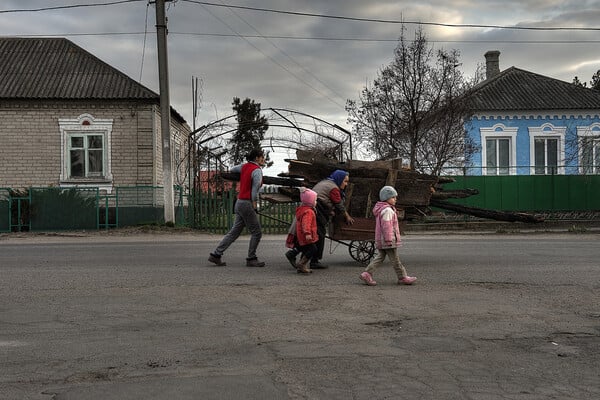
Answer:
[{"xmin": 0, "ymin": 100, "xmax": 190, "ymax": 191}]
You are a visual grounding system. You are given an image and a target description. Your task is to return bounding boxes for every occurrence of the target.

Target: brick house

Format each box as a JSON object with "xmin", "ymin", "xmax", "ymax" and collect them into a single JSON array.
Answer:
[{"xmin": 0, "ymin": 37, "xmax": 190, "ymax": 193}]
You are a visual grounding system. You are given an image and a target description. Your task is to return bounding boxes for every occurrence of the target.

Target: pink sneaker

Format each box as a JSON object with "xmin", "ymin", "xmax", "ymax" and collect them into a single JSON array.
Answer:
[
  {"xmin": 398, "ymin": 276, "xmax": 417, "ymax": 285},
  {"xmin": 360, "ymin": 271, "xmax": 377, "ymax": 286}
]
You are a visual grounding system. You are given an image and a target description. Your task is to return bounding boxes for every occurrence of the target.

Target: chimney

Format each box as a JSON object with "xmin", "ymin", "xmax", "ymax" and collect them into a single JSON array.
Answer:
[{"xmin": 485, "ymin": 50, "xmax": 501, "ymax": 79}]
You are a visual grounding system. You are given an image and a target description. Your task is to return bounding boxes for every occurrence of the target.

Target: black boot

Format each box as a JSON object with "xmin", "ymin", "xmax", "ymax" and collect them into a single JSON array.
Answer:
[
  {"xmin": 310, "ymin": 260, "xmax": 328, "ymax": 269},
  {"xmin": 285, "ymin": 249, "xmax": 298, "ymax": 268},
  {"xmin": 246, "ymin": 257, "xmax": 266, "ymax": 267}
]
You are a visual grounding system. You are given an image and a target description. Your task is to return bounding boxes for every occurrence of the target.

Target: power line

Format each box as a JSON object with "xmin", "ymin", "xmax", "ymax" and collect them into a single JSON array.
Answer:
[
  {"xmin": 8, "ymin": 31, "xmax": 600, "ymax": 45},
  {"xmin": 217, "ymin": 0, "xmax": 348, "ymax": 106},
  {"xmin": 0, "ymin": 0, "xmax": 144, "ymax": 13},
  {"xmin": 139, "ymin": 1, "xmax": 151, "ymax": 82},
  {"xmin": 196, "ymin": 2, "xmax": 346, "ymax": 109},
  {"xmin": 170, "ymin": 33, "xmax": 600, "ymax": 45},
  {"xmin": 3, "ymin": 32, "xmax": 148, "ymax": 37},
  {"xmin": 181, "ymin": 0, "xmax": 600, "ymax": 32},
  {"xmin": 3, "ymin": 0, "xmax": 599, "ymax": 33}
]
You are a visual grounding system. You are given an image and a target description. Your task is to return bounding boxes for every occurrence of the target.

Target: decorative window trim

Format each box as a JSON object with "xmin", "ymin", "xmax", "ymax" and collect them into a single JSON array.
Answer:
[
  {"xmin": 577, "ymin": 123, "xmax": 600, "ymax": 174},
  {"xmin": 528, "ymin": 123, "xmax": 565, "ymax": 175},
  {"xmin": 480, "ymin": 123, "xmax": 518, "ymax": 175},
  {"xmin": 58, "ymin": 114, "xmax": 114, "ymax": 193},
  {"xmin": 577, "ymin": 122, "xmax": 600, "ymax": 137}
]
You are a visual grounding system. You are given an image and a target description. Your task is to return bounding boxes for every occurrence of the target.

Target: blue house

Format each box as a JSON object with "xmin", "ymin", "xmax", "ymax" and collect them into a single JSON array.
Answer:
[{"xmin": 466, "ymin": 51, "xmax": 600, "ymax": 176}]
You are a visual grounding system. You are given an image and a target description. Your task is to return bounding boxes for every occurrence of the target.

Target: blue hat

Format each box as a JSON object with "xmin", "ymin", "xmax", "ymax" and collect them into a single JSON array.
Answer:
[{"xmin": 328, "ymin": 169, "xmax": 348, "ymax": 187}]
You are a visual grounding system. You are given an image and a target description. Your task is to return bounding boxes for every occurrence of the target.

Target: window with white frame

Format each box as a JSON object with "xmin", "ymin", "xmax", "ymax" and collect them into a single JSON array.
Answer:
[
  {"xmin": 577, "ymin": 123, "xmax": 600, "ymax": 174},
  {"xmin": 480, "ymin": 124, "xmax": 517, "ymax": 175},
  {"xmin": 68, "ymin": 134, "xmax": 104, "ymax": 178},
  {"xmin": 58, "ymin": 114, "xmax": 113, "ymax": 188},
  {"xmin": 529, "ymin": 123, "xmax": 565, "ymax": 175}
]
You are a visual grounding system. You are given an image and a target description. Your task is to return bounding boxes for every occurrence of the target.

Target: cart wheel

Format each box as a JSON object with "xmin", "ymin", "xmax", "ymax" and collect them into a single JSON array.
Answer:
[{"xmin": 348, "ymin": 240, "xmax": 375, "ymax": 265}]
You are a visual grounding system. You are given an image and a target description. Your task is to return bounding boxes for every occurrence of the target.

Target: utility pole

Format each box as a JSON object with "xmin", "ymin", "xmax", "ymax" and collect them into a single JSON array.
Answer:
[{"xmin": 155, "ymin": 0, "xmax": 174, "ymax": 224}]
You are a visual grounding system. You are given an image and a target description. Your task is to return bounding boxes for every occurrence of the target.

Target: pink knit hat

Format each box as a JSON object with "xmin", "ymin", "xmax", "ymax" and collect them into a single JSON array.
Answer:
[{"xmin": 300, "ymin": 188, "xmax": 317, "ymax": 206}]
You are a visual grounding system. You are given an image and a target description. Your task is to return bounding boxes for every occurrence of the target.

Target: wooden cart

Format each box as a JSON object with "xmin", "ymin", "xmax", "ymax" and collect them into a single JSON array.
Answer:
[
  {"xmin": 256, "ymin": 208, "xmax": 378, "ymax": 265},
  {"xmin": 328, "ymin": 216, "xmax": 376, "ymax": 265}
]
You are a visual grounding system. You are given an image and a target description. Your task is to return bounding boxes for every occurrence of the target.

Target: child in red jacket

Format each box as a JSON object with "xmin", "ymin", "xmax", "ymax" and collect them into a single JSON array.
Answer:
[{"xmin": 295, "ymin": 188, "xmax": 318, "ymax": 274}]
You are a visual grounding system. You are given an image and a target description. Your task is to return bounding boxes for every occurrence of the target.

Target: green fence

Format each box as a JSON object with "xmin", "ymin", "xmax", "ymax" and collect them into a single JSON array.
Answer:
[
  {"xmin": 30, "ymin": 187, "xmax": 99, "ymax": 230},
  {"xmin": 0, "ymin": 186, "xmax": 189, "ymax": 232},
  {"xmin": 1, "ymin": 188, "xmax": 32, "ymax": 232},
  {"xmin": 443, "ymin": 174, "xmax": 600, "ymax": 212},
  {"xmin": 113, "ymin": 185, "xmax": 189, "ymax": 228},
  {"xmin": 258, "ymin": 195, "xmax": 298, "ymax": 234},
  {"xmin": 0, "ymin": 188, "xmax": 10, "ymax": 232},
  {"xmin": 2, "ymin": 175, "xmax": 598, "ymax": 233},
  {"xmin": 194, "ymin": 187, "xmax": 235, "ymax": 234},
  {"xmin": 116, "ymin": 186, "xmax": 165, "ymax": 227},
  {"xmin": 193, "ymin": 186, "xmax": 298, "ymax": 234}
]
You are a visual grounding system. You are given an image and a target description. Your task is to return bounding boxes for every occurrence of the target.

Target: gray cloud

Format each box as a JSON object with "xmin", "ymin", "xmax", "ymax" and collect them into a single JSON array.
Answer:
[{"xmin": 2, "ymin": 0, "xmax": 600, "ymax": 137}]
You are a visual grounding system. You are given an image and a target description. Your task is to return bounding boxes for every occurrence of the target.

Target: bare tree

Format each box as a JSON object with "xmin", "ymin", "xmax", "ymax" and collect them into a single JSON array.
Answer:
[
  {"xmin": 573, "ymin": 70, "xmax": 600, "ymax": 91},
  {"xmin": 346, "ymin": 25, "xmax": 478, "ymax": 175}
]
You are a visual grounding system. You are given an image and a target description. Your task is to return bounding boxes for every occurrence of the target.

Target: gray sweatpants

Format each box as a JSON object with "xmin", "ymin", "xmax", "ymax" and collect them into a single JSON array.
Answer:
[{"xmin": 213, "ymin": 199, "xmax": 262, "ymax": 260}]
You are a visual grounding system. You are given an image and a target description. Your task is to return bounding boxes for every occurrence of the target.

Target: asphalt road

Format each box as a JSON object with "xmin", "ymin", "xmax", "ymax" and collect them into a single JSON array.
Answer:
[{"xmin": 1, "ymin": 231, "xmax": 599, "ymax": 399}]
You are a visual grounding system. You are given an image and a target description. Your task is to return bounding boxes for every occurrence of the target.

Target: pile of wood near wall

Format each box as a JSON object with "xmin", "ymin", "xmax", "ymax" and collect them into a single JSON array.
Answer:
[{"xmin": 222, "ymin": 150, "xmax": 543, "ymax": 224}]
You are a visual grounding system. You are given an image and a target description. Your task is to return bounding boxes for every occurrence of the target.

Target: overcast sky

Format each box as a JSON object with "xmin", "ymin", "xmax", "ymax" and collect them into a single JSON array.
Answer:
[{"xmin": 2, "ymin": 0, "xmax": 600, "ymax": 169}]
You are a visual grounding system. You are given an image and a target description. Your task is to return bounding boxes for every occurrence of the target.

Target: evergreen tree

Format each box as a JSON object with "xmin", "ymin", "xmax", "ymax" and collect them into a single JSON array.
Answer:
[{"xmin": 229, "ymin": 97, "xmax": 270, "ymax": 165}]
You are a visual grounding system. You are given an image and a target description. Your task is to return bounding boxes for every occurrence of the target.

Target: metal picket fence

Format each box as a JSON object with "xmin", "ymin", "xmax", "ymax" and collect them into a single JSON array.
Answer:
[
  {"xmin": 0, "ymin": 188, "xmax": 11, "ymax": 232},
  {"xmin": 2, "ymin": 171, "xmax": 599, "ymax": 233},
  {"xmin": 0, "ymin": 186, "xmax": 190, "ymax": 232},
  {"xmin": 192, "ymin": 185, "xmax": 297, "ymax": 234},
  {"xmin": 1, "ymin": 188, "xmax": 32, "ymax": 232}
]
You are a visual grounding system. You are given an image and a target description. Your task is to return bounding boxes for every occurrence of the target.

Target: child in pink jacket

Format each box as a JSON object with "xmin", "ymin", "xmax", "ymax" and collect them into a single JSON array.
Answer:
[
  {"xmin": 360, "ymin": 186, "xmax": 417, "ymax": 286},
  {"xmin": 295, "ymin": 188, "xmax": 318, "ymax": 274}
]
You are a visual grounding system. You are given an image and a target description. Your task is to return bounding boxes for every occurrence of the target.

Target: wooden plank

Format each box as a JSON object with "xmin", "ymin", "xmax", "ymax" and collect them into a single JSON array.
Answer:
[
  {"xmin": 385, "ymin": 169, "xmax": 398, "ymax": 186},
  {"xmin": 344, "ymin": 182, "xmax": 354, "ymax": 210},
  {"xmin": 288, "ymin": 158, "xmax": 431, "ymax": 182},
  {"xmin": 329, "ymin": 215, "xmax": 406, "ymax": 240},
  {"xmin": 330, "ymin": 217, "xmax": 375, "ymax": 241},
  {"xmin": 220, "ymin": 172, "xmax": 306, "ymax": 187},
  {"xmin": 260, "ymin": 193, "xmax": 295, "ymax": 204},
  {"xmin": 431, "ymin": 188, "xmax": 479, "ymax": 200},
  {"xmin": 431, "ymin": 200, "xmax": 544, "ymax": 223}
]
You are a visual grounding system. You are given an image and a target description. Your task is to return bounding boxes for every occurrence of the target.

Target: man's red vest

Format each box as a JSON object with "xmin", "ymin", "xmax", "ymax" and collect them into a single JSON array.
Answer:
[{"xmin": 238, "ymin": 162, "xmax": 261, "ymax": 200}]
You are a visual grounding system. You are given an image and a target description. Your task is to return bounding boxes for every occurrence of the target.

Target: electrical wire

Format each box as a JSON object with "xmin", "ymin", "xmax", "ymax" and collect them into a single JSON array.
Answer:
[
  {"xmin": 197, "ymin": 2, "xmax": 346, "ymax": 109},
  {"xmin": 181, "ymin": 0, "xmax": 600, "ymax": 32},
  {"xmin": 169, "ymin": 33, "xmax": 600, "ymax": 45},
  {"xmin": 6, "ymin": 31, "xmax": 600, "ymax": 45},
  {"xmin": 139, "ymin": 1, "xmax": 150, "ymax": 83},
  {"xmin": 3, "ymin": 0, "xmax": 599, "ymax": 33},
  {"xmin": 217, "ymin": 0, "xmax": 348, "ymax": 106},
  {"xmin": 0, "ymin": 0, "xmax": 144, "ymax": 13}
]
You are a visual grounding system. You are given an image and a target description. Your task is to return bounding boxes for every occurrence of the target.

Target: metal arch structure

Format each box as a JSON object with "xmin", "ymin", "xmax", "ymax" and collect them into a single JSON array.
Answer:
[
  {"xmin": 266, "ymin": 108, "xmax": 353, "ymax": 161},
  {"xmin": 188, "ymin": 108, "xmax": 353, "ymax": 166},
  {"xmin": 188, "ymin": 108, "xmax": 355, "ymax": 228}
]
